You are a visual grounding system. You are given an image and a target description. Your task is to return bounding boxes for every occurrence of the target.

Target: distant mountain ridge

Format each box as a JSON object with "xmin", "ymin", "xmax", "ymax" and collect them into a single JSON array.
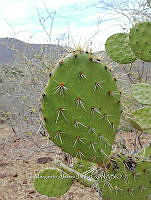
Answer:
[
  {"xmin": 0, "ymin": 37, "xmax": 150, "ymax": 81},
  {"xmin": 0, "ymin": 37, "xmax": 67, "ymax": 64}
]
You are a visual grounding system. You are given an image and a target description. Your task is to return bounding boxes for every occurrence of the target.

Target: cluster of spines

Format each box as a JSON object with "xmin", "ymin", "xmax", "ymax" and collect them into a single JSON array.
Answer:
[{"xmin": 98, "ymin": 155, "xmax": 151, "ymax": 199}]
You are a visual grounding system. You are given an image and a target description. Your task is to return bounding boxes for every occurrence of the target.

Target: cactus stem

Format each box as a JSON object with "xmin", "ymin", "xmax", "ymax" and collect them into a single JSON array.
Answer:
[
  {"xmin": 79, "ymin": 72, "xmax": 87, "ymax": 79},
  {"xmin": 94, "ymin": 81, "xmax": 104, "ymax": 91},
  {"xmin": 74, "ymin": 120, "xmax": 87, "ymax": 128},
  {"xmin": 54, "ymin": 130, "xmax": 64, "ymax": 143},
  {"xmin": 55, "ymin": 108, "xmax": 67, "ymax": 124}
]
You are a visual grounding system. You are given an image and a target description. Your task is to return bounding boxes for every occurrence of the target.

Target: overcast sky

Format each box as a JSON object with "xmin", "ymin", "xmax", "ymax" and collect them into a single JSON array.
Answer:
[{"xmin": 0, "ymin": 0, "xmax": 130, "ymax": 50}]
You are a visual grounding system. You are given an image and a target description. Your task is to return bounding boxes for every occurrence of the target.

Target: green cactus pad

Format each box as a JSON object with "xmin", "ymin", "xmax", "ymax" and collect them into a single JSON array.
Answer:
[
  {"xmin": 98, "ymin": 156, "xmax": 151, "ymax": 200},
  {"xmin": 128, "ymin": 117, "xmax": 143, "ymax": 131},
  {"xmin": 34, "ymin": 168, "xmax": 73, "ymax": 197},
  {"xmin": 137, "ymin": 144, "xmax": 151, "ymax": 160},
  {"xmin": 145, "ymin": 129, "xmax": 151, "ymax": 134},
  {"xmin": 129, "ymin": 22, "xmax": 151, "ymax": 62},
  {"xmin": 105, "ymin": 33, "xmax": 136, "ymax": 64},
  {"xmin": 41, "ymin": 52, "xmax": 121, "ymax": 164},
  {"xmin": 131, "ymin": 83, "xmax": 151, "ymax": 105},
  {"xmin": 132, "ymin": 107, "xmax": 151, "ymax": 131}
]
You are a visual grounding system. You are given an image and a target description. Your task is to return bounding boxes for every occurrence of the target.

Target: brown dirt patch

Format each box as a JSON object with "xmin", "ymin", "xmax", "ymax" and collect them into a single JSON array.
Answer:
[{"xmin": 0, "ymin": 123, "xmax": 151, "ymax": 200}]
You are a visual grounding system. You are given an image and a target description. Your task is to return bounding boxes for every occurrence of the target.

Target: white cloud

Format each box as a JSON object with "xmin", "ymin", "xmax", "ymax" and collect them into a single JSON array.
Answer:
[
  {"xmin": 0, "ymin": 0, "xmax": 128, "ymax": 51},
  {"xmin": 19, "ymin": 20, "xmax": 123, "ymax": 51},
  {"xmin": 34, "ymin": 0, "xmax": 92, "ymax": 10},
  {"xmin": 0, "ymin": 0, "xmax": 32, "ymax": 21}
]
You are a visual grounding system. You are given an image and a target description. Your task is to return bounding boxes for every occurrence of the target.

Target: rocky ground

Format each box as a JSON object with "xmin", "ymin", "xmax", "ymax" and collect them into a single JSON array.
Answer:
[
  {"xmin": 0, "ymin": 123, "xmax": 100, "ymax": 200},
  {"xmin": 0, "ymin": 122, "xmax": 151, "ymax": 200}
]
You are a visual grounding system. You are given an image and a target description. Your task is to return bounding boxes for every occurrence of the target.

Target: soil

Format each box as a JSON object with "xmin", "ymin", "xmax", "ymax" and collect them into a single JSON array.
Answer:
[{"xmin": 0, "ymin": 123, "xmax": 151, "ymax": 200}]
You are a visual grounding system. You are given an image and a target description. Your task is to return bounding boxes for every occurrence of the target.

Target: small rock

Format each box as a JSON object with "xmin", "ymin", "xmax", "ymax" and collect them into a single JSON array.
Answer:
[
  {"xmin": 0, "ymin": 173, "xmax": 7, "ymax": 179},
  {"xmin": 23, "ymin": 180, "xmax": 27, "ymax": 184},
  {"xmin": 0, "ymin": 144, "xmax": 4, "ymax": 150},
  {"xmin": 12, "ymin": 173, "xmax": 18, "ymax": 177},
  {"xmin": 23, "ymin": 160, "xmax": 29, "ymax": 164},
  {"xmin": 27, "ymin": 194, "xmax": 33, "ymax": 199},
  {"xmin": 28, "ymin": 190, "xmax": 35, "ymax": 194},
  {"xmin": 0, "ymin": 162, "xmax": 9, "ymax": 167},
  {"xmin": 37, "ymin": 157, "xmax": 53, "ymax": 164}
]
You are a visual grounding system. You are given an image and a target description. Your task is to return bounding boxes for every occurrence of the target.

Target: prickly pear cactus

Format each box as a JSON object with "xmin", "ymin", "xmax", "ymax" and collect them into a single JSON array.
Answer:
[
  {"xmin": 128, "ymin": 117, "xmax": 143, "ymax": 131},
  {"xmin": 34, "ymin": 168, "xmax": 73, "ymax": 197},
  {"xmin": 130, "ymin": 83, "xmax": 151, "ymax": 134},
  {"xmin": 146, "ymin": 129, "xmax": 151, "ymax": 134},
  {"xmin": 129, "ymin": 21, "xmax": 151, "ymax": 62},
  {"xmin": 105, "ymin": 33, "xmax": 136, "ymax": 64},
  {"xmin": 41, "ymin": 51, "xmax": 121, "ymax": 164},
  {"xmin": 137, "ymin": 144, "xmax": 151, "ymax": 160},
  {"xmin": 98, "ymin": 156, "xmax": 151, "ymax": 200},
  {"xmin": 131, "ymin": 107, "xmax": 151, "ymax": 131},
  {"xmin": 131, "ymin": 83, "xmax": 151, "ymax": 105}
]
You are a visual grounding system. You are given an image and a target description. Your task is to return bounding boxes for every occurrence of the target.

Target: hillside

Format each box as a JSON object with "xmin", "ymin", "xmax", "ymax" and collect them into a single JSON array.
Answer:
[
  {"xmin": 0, "ymin": 37, "xmax": 67, "ymax": 64},
  {"xmin": 0, "ymin": 37, "xmax": 150, "ymax": 133}
]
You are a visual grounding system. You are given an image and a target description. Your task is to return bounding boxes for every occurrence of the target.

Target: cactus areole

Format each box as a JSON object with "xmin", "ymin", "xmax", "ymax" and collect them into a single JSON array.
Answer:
[{"xmin": 41, "ymin": 52, "xmax": 121, "ymax": 164}]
